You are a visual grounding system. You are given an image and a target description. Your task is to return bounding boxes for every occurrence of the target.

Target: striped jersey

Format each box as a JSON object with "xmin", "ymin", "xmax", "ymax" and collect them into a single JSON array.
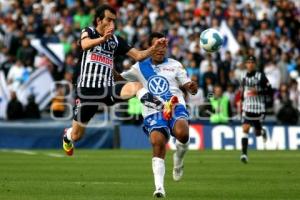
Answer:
[
  {"xmin": 78, "ymin": 26, "xmax": 132, "ymax": 88},
  {"xmin": 241, "ymin": 71, "xmax": 272, "ymax": 114}
]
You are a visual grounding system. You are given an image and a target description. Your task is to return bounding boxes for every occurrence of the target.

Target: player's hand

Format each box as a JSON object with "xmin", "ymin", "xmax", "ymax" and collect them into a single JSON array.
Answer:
[
  {"xmin": 101, "ymin": 24, "xmax": 114, "ymax": 42},
  {"xmin": 187, "ymin": 81, "xmax": 198, "ymax": 95},
  {"xmin": 151, "ymin": 38, "xmax": 168, "ymax": 53}
]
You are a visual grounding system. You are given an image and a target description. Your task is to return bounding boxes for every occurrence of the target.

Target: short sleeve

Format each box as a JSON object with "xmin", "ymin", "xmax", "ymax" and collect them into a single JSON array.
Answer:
[
  {"xmin": 115, "ymin": 36, "xmax": 132, "ymax": 56},
  {"xmin": 121, "ymin": 63, "xmax": 139, "ymax": 82},
  {"xmin": 80, "ymin": 27, "xmax": 96, "ymax": 48},
  {"xmin": 176, "ymin": 62, "xmax": 191, "ymax": 85},
  {"xmin": 81, "ymin": 27, "xmax": 94, "ymax": 38}
]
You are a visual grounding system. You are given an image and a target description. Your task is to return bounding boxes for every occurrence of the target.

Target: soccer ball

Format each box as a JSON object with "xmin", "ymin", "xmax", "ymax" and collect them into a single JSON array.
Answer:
[{"xmin": 200, "ymin": 28, "xmax": 223, "ymax": 53}]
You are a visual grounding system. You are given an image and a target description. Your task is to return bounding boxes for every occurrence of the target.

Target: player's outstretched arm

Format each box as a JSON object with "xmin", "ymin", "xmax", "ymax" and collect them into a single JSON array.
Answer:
[
  {"xmin": 80, "ymin": 26, "xmax": 113, "ymax": 50},
  {"xmin": 126, "ymin": 38, "xmax": 168, "ymax": 61}
]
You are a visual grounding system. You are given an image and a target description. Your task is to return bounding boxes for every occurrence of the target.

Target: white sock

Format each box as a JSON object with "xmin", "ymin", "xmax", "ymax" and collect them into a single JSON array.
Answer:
[
  {"xmin": 242, "ymin": 132, "xmax": 248, "ymax": 139},
  {"xmin": 136, "ymin": 88, "xmax": 148, "ymax": 100},
  {"xmin": 175, "ymin": 139, "xmax": 189, "ymax": 159},
  {"xmin": 66, "ymin": 128, "xmax": 73, "ymax": 142},
  {"xmin": 152, "ymin": 157, "xmax": 165, "ymax": 190}
]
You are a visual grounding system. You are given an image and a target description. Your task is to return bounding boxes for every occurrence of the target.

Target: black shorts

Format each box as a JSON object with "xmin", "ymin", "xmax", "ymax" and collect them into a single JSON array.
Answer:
[
  {"xmin": 73, "ymin": 83, "xmax": 125, "ymax": 123},
  {"xmin": 242, "ymin": 112, "xmax": 265, "ymax": 130}
]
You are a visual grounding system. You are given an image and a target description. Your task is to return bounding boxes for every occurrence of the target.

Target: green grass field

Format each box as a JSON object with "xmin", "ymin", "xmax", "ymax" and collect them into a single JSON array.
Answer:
[{"xmin": 0, "ymin": 150, "xmax": 299, "ymax": 200}]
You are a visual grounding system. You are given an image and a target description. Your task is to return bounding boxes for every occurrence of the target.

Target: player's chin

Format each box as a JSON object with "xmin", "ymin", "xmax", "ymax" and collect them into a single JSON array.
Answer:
[{"xmin": 153, "ymin": 55, "xmax": 165, "ymax": 61}]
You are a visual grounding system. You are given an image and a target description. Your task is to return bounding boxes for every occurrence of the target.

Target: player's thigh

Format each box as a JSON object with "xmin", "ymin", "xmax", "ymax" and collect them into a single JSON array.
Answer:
[
  {"xmin": 170, "ymin": 104, "xmax": 189, "ymax": 142},
  {"xmin": 150, "ymin": 129, "xmax": 168, "ymax": 147},
  {"xmin": 118, "ymin": 81, "xmax": 143, "ymax": 100},
  {"xmin": 143, "ymin": 112, "xmax": 170, "ymax": 138},
  {"xmin": 242, "ymin": 112, "xmax": 253, "ymax": 133},
  {"xmin": 73, "ymin": 99, "xmax": 99, "ymax": 126},
  {"xmin": 172, "ymin": 119, "xmax": 189, "ymax": 143},
  {"xmin": 253, "ymin": 115, "xmax": 264, "ymax": 136}
]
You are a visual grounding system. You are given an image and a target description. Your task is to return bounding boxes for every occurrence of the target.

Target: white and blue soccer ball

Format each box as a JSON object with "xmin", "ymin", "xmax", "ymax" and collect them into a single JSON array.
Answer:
[{"xmin": 200, "ymin": 28, "xmax": 224, "ymax": 53}]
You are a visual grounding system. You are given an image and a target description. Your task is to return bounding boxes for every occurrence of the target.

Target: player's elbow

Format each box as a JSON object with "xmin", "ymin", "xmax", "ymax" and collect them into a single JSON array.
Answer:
[
  {"xmin": 133, "ymin": 54, "xmax": 143, "ymax": 61},
  {"xmin": 81, "ymin": 44, "xmax": 90, "ymax": 51},
  {"xmin": 81, "ymin": 40, "xmax": 92, "ymax": 51},
  {"xmin": 128, "ymin": 50, "xmax": 144, "ymax": 61}
]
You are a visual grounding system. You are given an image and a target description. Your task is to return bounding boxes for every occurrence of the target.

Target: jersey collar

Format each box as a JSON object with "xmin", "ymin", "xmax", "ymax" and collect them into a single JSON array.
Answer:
[
  {"xmin": 149, "ymin": 57, "xmax": 168, "ymax": 66},
  {"xmin": 246, "ymin": 70, "xmax": 256, "ymax": 77}
]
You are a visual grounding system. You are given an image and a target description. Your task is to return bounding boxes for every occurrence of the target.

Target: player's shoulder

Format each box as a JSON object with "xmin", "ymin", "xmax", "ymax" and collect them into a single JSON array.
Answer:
[
  {"xmin": 241, "ymin": 71, "xmax": 247, "ymax": 79},
  {"xmin": 166, "ymin": 58, "xmax": 184, "ymax": 69},
  {"xmin": 255, "ymin": 71, "xmax": 265, "ymax": 79},
  {"xmin": 82, "ymin": 26, "xmax": 95, "ymax": 33},
  {"xmin": 81, "ymin": 26, "xmax": 98, "ymax": 38}
]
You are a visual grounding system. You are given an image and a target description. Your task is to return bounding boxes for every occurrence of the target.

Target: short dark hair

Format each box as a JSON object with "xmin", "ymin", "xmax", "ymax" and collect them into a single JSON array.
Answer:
[
  {"xmin": 245, "ymin": 55, "xmax": 256, "ymax": 63},
  {"xmin": 93, "ymin": 5, "xmax": 116, "ymax": 26},
  {"xmin": 148, "ymin": 32, "xmax": 165, "ymax": 46}
]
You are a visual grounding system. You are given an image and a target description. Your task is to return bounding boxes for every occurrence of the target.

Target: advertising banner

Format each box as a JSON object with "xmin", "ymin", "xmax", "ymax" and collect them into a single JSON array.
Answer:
[{"xmin": 120, "ymin": 124, "xmax": 300, "ymax": 150}]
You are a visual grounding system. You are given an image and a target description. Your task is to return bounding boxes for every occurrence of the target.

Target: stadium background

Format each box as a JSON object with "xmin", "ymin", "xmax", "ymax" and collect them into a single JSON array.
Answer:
[
  {"xmin": 0, "ymin": 1, "xmax": 300, "ymax": 200},
  {"xmin": 0, "ymin": 0, "xmax": 300, "ymax": 150}
]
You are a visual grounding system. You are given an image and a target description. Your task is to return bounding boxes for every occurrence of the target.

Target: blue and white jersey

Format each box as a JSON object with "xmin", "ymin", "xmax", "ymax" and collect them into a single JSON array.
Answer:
[{"xmin": 121, "ymin": 58, "xmax": 191, "ymax": 117}]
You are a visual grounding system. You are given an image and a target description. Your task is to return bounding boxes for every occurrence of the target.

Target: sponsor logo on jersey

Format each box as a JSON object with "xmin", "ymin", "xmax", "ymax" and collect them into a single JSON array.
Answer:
[
  {"xmin": 90, "ymin": 53, "xmax": 113, "ymax": 66},
  {"xmin": 162, "ymin": 67, "xmax": 175, "ymax": 72},
  {"xmin": 147, "ymin": 75, "xmax": 170, "ymax": 96}
]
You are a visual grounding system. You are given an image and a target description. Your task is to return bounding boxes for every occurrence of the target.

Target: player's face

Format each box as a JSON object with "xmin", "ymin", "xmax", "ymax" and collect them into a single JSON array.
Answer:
[
  {"xmin": 245, "ymin": 61, "xmax": 255, "ymax": 72},
  {"xmin": 98, "ymin": 10, "xmax": 116, "ymax": 33},
  {"xmin": 151, "ymin": 37, "xmax": 167, "ymax": 62}
]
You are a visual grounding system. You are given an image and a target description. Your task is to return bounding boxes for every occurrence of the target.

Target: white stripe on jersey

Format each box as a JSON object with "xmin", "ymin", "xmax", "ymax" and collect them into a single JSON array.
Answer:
[
  {"xmin": 98, "ymin": 65, "xmax": 104, "ymax": 88},
  {"xmin": 113, "ymin": 35, "xmax": 119, "ymax": 46},
  {"xmin": 102, "ymin": 67, "xmax": 108, "ymax": 87},
  {"xmin": 79, "ymin": 51, "xmax": 86, "ymax": 86},
  {"xmin": 86, "ymin": 63, "xmax": 93, "ymax": 88},
  {"xmin": 108, "ymin": 67, "xmax": 112, "ymax": 87},
  {"xmin": 92, "ymin": 64, "xmax": 98, "ymax": 88},
  {"xmin": 80, "ymin": 49, "xmax": 90, "ymax": 87}
]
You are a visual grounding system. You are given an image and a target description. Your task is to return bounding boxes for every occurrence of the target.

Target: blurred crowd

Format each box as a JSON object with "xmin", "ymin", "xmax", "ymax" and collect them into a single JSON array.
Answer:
[{"xmin": 0, "ymin": 0, "xmax": 299, "ymax": 124}]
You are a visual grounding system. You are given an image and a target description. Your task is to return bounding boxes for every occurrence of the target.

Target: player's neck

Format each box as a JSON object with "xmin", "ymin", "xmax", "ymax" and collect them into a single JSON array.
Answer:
[
  {"xmin": 247, "ymin": 70, "xmax": 256, "ymax": 76},
  {"xmin": 151, "ymin": 59, "xmax": 164, "ymax": 65}
]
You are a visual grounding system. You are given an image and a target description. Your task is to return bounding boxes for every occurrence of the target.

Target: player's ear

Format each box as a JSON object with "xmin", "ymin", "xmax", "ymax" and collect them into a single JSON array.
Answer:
[{"xmin": 96, "ymin": 17, "xmax": 101, "ymax": 26}]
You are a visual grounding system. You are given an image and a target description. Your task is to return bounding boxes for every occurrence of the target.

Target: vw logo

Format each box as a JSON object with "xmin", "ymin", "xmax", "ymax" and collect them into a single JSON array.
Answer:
[{"xmin": 147, "ymin": 75, "xmax": 169, "ymax": 96}]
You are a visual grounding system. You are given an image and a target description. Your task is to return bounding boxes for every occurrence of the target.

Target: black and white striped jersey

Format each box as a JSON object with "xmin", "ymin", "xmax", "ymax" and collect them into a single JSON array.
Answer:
[
  {"xmin": 77, "ymin": 26, "xmax": 132, "ymax": 88},
  {"xmin": 241, "ymin": 71, "xmax": 272, "ymax": 114}
]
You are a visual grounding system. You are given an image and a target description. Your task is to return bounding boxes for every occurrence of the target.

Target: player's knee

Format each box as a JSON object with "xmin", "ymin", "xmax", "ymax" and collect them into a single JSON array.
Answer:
[
  {"xmin": 175, "ymin": 130, "xmax": 189, "ymax": 144},
  {"xmin": 151, "ymin": 138, "xmax": 165, "ymax": 148},
  {"xmin": 174, "ymin": 123, "xmax": 189, "ymax": 143},
  {"xmin": 71, "ymin": 127, "xmax": 84, "ymax": 142},
  {"xmin": 179, "ymin": 134, "xmax": 189, "ymax": 144},
  {"xmin": 150, "ymin": 132, "xmax": 166, "ymax": 148},
  {"xmin": 132, "ymin": 82, "xmax": 143, "ymax": 92},
  {"xmin": 242, "ymin": 124, "xmax": 250, "ymax": 133}
]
